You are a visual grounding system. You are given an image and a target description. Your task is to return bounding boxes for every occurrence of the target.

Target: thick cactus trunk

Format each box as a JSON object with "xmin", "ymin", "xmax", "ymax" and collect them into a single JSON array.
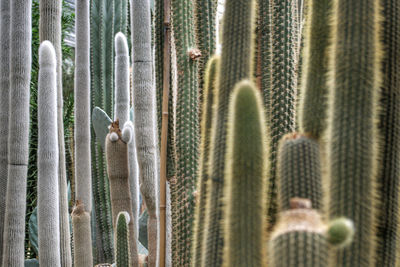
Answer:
[
  {"xmin": 2, "ymin": 1, "xmax": 31, "ymax": 266},
  {"xmin": 37, "ymin": 41, "xmax": 61, "ymax": 267},
  {"xmin": 327, "ymin": 0, "xmax": 381, "ymax": 265},
  {"xmin": 0, "ymin": 0, "xmax": 10, "ymax": 262},
  {"xmin": 72, "ymin": 201, "xmax": 94, "ymax": 267}
]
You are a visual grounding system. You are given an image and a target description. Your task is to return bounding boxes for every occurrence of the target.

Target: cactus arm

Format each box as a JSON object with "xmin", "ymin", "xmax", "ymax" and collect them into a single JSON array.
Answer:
[
  {"xmin": 114, "ymin": 33, "xmax": 130, "ymax": 125},
  {"xmin": 2, "ymin": 1, "xmax": 31, "ymax": 265},
  {"xmin": 72, "ymin": 201, "xmax": 94, "ymax": 267},
  {"xmin": 37, "ymin": 41, "xmax": 61, "ymax": 267},
  {"xmin": 222, "ymin": 81, "xmax": 268, "ymax": 266},
  {"xmin": 116, "ymin": 212, "xmax": 131, "ymax": 267},
  {"xmin": 0, "ymin": 0, "xmax": 10, "ymax": 262},
  {"xmin": 92, "ymin": 106, "xmax": 113, "ymax": 150}
]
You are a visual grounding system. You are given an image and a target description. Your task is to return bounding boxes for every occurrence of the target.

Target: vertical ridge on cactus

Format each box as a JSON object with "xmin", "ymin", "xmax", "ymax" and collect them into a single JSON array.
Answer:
[
  {"xmin": 327, "ymin": 0, "xmax": 381, "ymax": 265},
  {"xmin": 0, "ymin": 0, "xmax": 10, "ymax": 262},
  {"xmin": 203, "ymin": 0, "xmax": 256, "ymax": 265},
  {"xmin": 2, "ymin": 1, "xmax": 32, "ymax": 266},
  {"xmin": 116, "ymin": 212, "xmax": 131, "ymax": 267},
  {"xmin": 37, "ymin": 41, "xmax": 61, "ymax": 267},
  {"xmin": 72, "ymin": 201, "xmax": 94, "ymax": 267},
  {"xmin": 222, "ymin": 80, "xmax": 268, "ymax": 266}
]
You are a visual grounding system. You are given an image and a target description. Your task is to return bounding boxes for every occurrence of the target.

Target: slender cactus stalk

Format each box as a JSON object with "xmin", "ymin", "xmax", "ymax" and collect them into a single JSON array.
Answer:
[
  {"xmin": 2, "ymin": 1, "xmax": 31, "ymax": 266},
  {"xmin": 131, "ymin": 0, "xmax": 160, "ymax": 265},
  {"xmin": 37, "ymin": 41, "xmax": 61, "ymax": 267},
  {"xmin": 72, "ymin": 201, "xmax": 94, "ymax": 267},
  {"xmin": 0, "ymin": 0, "xmax": 10, "ymax": 262},
  {"xmin": 116, "ymin": 212, "xmax": 131, "ymax": 267}
]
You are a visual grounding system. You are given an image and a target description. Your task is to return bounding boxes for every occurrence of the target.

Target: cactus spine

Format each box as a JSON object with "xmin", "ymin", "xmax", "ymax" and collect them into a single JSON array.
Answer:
[
  {"xmin": 116, "ymin": 212, "xmax": 131, "ymax": 267},
  {"xmin": 191, "ymin": 56, "xmax": 219, "ymax": 266},
  {"xmin": 299, "ymin": 0, "xmax": 332, "ymax": 139},
  {"xmin": 131, "ymin": 0, "xmax": 160, "ymax": 265},
  {"xmin": 203, "ymin": 0, "xmax": 255, "ymax": 265},
  {"xmin": 277, "ymin": 133, "xmax": 323, "ymax": 211},
  {"xmin": 327, "ymin": 0, "xmax": 381, "ymax": 265},
  {"xmin": 37, "ymin": 41, "xmax": 61, "ymax": 267},
  {"xmin": 2, "ymin": 1, "xmax": 31, "ymax": 265},
  {"xmin": 222, "ymin": 81, "xmax": 268, "ymax": 266},
  {"xmin": 0, "ymin": 0, "xmax": 10, "ymax": 262},
  {"xmin": 375, "ymin": 0, "xmax": 400, "ymax": 265},
  {"xmin": 267, "ymin": 0, "xmax": 300, "ymax": 228},
  {"xmin": 72, "ymin": 201, "xmax": 94, "ymax": 267}
]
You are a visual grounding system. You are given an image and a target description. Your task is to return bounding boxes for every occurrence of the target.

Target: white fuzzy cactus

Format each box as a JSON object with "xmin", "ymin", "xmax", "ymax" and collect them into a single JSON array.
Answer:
[
  {"xmin": 72, "ymin": 201, "xmax": 93, "ymax": 267},
  {"xmin": 37, "ymin": 41, "xmax": 61, "ymax": 267},
  {"xmin": 2, "ymin": 1, "xmax": 32, "ymax": 266}
]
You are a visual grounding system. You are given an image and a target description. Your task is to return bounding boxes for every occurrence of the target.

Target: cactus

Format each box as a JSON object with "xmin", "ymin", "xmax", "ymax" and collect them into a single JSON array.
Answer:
[
  {"xmin": 191, "ymin": 56, "xmax": 219, "ymax": 266},
  {"xmin": 131, "ymin": 0, "xmax": 160, "ymax": 265},
  {"xmin": 298, "ymin": 0, "xmax": 333, "ymax": 139},
  {"xmin": 277, "ymin": 133, "xmax": 323, "ymax": 211},
  {"xmin": 269, "ymin": 199, "xmax": 328, "ymax": 267},
  {"xmin": 266, "ymin": 0, "xmax": 300, "ymax": 228},
  {"xmin": 0, "ymin": 0, "xmax": 10, "ymax": 262},
  {"xmin": 105, "ymin": 120, "xmax": 138, "ymax": 266},
  {"xmin": 222, "ymin": 81, "xmax": 268, "ymax": 266},
  {"xmin": 2, "ymin": 1, "xmax": 32, "ymax": 266},
  {"xmin": 90, "ymin": 0, "xmax": 116, "ymax": 261},
  {"xmin": 116, "ymin": 212, "xmax": 131, "ymax": 267},
  {"xmin": 114, "ymin": 0, "xmax": 128, "ymax": 35},
  {"xmin": 203, "ymin": 0, "xmax": 255, "ymax": 265},
  {"xmin": 72, "ymin": 201, "xmax": 94, "ymax": 267},
  {"xmin": 326, "ymin": 218, "xmax": 355, "ymax": 247},
  {"xmin": 37, "ymin": 41, "xmax": 61, "ymax": 267},
  {"xmin": 327, "ymin": 0, "xmax": 381, "ymax": 265}
]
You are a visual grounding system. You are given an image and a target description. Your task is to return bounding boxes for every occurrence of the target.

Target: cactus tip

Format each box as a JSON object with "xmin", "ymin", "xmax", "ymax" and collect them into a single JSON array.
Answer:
[
  {"xmin": 115, "ymin": 32, "xmax": 128, "ymax": 55},
  {"xmin": 117, "ymin": 211, "xmax": 130, "ymax": 224},
  {"xmin": 39, "ymin": 40, "xmax": 56, "ymax": 66},
  {"xmin": 326, "ymin": 218, "xmax": 355, "ymax": 247}
]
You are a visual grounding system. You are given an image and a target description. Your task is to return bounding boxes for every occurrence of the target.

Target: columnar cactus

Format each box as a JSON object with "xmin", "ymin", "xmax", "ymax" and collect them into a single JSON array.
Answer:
[
  {"xmin": 327, "ymin": 0, "xmax": 381, "ymax": 265},
  {"xmin": 375, "ymin": 0, "xmax": 400, "ymax": 265},
  {"xmin": 2, "ymin": 1, "xmax": 32, "ymax": 266},
  {"xmin": 0, "ymin": 0, "xmax": 10, "ymax": 262},
  {"xmin": 203, "ymin": 0, "xmax": 255, "ymax": 265},
  {"xmin": 222, "ymin": 81, "xmax": 268, "ymax": 266},
  {"xmin": 131, "ymin": 0, "xmax": 160, "ymax": 265},
  {"xmin": 267, "ymin": 0, "xmax": 300, "ymax": 228},
  {"xmin": 116, "ymin": 212, "xmax": 131, "ymax": 267},
  {"xmin": 277, "ymin": 133, "xmax": 323, "ymax": 211},
  {"xmin": 191, "ymin": 55, "xmax": 219, "ymax": 266},
  {"xmin": 72, "ymin": 201, "xmax": 94, "ymax": 267},
  {"xmin": 299, "ymin": 0, "xmax": 332, "ymax": 139},
  {"xmin": 37, "ymin": 41, "xmax": 61, "ymax": 267}
]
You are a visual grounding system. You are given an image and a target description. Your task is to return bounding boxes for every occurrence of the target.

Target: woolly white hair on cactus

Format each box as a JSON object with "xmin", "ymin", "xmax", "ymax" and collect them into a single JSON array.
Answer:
[
  {"xmin": 110, "ymin": 132, "xmax": 119, "ymax": 142},
  {"xmin": 122, "ymin": 121, "xmax": 134, "ymax": 143},
  {"xmin": 38, "ymin": 40, "xmax": 61, "ymax": 267}
]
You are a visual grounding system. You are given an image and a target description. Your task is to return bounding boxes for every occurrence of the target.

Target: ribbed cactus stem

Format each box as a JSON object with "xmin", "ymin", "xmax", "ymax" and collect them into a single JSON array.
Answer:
[
  {"xmin": 299, "ymin": 0, "xmax": 332, "ymax": 139},
  {"xmin": 375, "ymin": 1, "xmax": 400, "ymax": 265},
  {"xmin": 37, "ymin": 41, "xmax": 61, "ymax": 267},
  {"xmin": 327, "ymin": 0, "xmax": 380, "ymax": 265},
  {"xmin": 203, "ymin": 0, "xmax": 255, "ymax": 265},
  {"xmin": 0, "ymin": 0, "xmax": 10, "ymax": 262},
  {"xmin": 116, "ymin": 212, "xmax": 130, "ymax": 267},
  {"xmin": 222, "ymin": 81, "xmax": 268, "ymax": 266},
  {"xmin": 2, "ymin": 1, "xmax": 31, "ymax": 265},
  {"xmin": 277, "ymin": 133, "xmax": 323, "ymax": 211},
  {"xmin": 192, "ymin": 56, "xmax": 219, "ymax": 267},
  {"xmin": 72, "ymin": 201, "xmax": 94, "ymax": 267},
  {"xmin": 105, "ymin": 120, "xmax": 138, "ymax": 266},
  {"xmin": 269, "ymin": 199, "xmax": 328, "ymax": 267},
  {"xmin": 131, "ymin": 0, "xmax": 160, "ymax": 265}
]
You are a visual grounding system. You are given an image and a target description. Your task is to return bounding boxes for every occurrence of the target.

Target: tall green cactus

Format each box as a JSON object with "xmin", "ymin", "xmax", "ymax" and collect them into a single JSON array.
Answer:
[
  {"xmin": 37, "ymin": 41, "xmax": 61, "ymax": 267},
  {"xmin": 298, "ymin": 0, "xmax": 332, "ymax": 139},
  {"xmin": 116, "ymin": 212, "xmax": 130, "ymax": 267},
  {"xmin": 191, "ymin": 55, "xmax": 219, "ymax": 266},
  {"xmin": 2, "ymin": 1, "xmax": 32, "ymax": 266},
  {"xmin": 375, "ymin": 0, "xmax": 400, "ymax": 265},
  {"xmin": 170, "ymin": 0, "xmax": 200, "ymax": 264},
  {"xmin": 203, "ymin": 0, "xmax": 255, "ymax": 265},
  {"xmin": 267, "ymin": 0, "xmax": 300, "ymax": 228},
  {"xmin": 0, "ymin": 0, "xmax": 10, "ymax": 262},
  {"xmin": 277, "ymin": 133, "xmax": 323, "ymax": 211},
  {"xmin": 72, "ymin": 201, "xmax": 94, "ymax": 267},
  {"xmin": 327, "ymin": 0, "xmax": 381, "ymax": 265},
  {"xmin": 222, "ymin": 81, "xmax": 268, "ymax": 267}
]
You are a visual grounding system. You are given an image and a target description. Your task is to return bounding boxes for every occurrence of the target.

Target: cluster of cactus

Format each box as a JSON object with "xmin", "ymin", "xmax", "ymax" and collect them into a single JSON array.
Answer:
[{"xmin": 1, "ymin": 0, "xmax": 400, "ymax": 266}]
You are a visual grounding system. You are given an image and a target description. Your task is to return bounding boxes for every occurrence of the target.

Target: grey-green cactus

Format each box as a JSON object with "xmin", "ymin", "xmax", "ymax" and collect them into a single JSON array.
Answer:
[
  {"xmin": 327, "ymin": 0, "xmax": 381, "ymax": 265},
  {"xmin": 72, "ymin": 201, "xmax": 94, "ymax": 267},
  {"xmin": 0, "ymin": 0, "xmax": 10, "ymax": 262},
  {"xmin": 37, "ymin": 41, "xmax": 61, "ymax": 267},
  {"xmin": 116, "ymin": 212, "xmax": 130, "ymax": 267},
  {"xmin": 222, "ymin": 80, "xmax": 268, "ymax": 267},
  {"xmin": 203, "ymin": 0, "xmax": 255, "ymax": 265},
  {"xmin": 2, "ymin": 1, "xmax": 32, "ymax": 266}
]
